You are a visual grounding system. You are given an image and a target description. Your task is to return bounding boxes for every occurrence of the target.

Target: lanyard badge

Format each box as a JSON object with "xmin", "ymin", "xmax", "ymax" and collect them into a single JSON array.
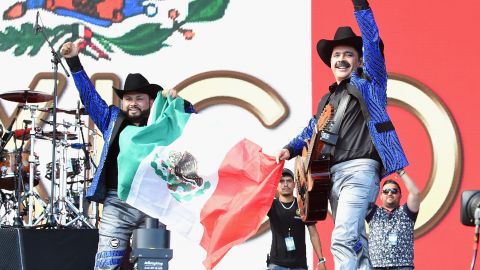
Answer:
[
  {"xmin": 388, "ymin": 232, "xmax": 398, "ymax": 246},
  {"xmin": 285, "ymin": 228, "xmax": 296, "ymax": 251}
]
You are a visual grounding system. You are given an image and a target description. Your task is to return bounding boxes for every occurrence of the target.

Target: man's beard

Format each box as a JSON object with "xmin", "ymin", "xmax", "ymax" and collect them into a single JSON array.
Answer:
[{"xmin": 124, "ymin": 107, "xmax": 150, "ymax": 125}]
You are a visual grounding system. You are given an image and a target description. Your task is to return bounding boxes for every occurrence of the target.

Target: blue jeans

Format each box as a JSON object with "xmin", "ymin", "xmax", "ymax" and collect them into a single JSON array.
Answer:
[
  {"xmin": 329, "ymin": 159, "xmax": 380, "ymax": 270},
  {"xmin": 94, "ymin": 191, "xmax": 151, "ymax": 270}
]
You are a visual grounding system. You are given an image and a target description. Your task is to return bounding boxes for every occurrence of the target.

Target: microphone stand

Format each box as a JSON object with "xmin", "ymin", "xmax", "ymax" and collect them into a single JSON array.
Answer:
[
  {"xmin": 35, "ymin": 12, "xmax": 70, "ymax": 228},
  {"xmin": 11, "ymin": 123, "xmax": 29, "ymax": 228}
]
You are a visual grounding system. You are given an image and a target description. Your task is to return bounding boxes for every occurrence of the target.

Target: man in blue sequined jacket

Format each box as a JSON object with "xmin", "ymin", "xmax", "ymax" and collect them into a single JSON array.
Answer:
[
  {"xmin": 276, "ymin": 0, "xmax": 408, "ymax": 269},
  {"xmin": 60, "ymin": 40, "xmax": 195, "ymax": 270}
]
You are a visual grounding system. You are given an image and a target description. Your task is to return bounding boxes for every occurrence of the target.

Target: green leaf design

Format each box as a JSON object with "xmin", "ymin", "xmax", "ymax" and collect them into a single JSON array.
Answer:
[
  {"xmin": 1, "ymin": 0, "xmax": 232, "ymax": 60},
  {"xmin": 0, "ymin": 23, "xmax": 70, "ymax": 56},
  {"xmin": 186, "ymin": 0, "xmax": 230, "ymax": 23},
  {"xmin": 95, "ymin": 24, "xmax": 174, "ymax": 55}
]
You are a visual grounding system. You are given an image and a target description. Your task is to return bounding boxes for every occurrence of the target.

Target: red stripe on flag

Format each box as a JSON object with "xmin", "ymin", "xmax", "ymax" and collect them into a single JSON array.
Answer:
[{"xmin": 199, "ymin": 139, "xmax": 284, "ymax": 269}]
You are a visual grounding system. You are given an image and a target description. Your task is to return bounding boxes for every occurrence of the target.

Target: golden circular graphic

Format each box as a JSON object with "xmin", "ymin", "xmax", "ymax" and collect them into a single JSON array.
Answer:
[{"xmin": 175, "ymin": 70, "xmax": 289, "ymax": 128}]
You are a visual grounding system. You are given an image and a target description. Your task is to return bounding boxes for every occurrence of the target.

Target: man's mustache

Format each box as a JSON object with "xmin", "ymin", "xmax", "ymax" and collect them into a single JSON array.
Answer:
[{"xmin": 334, "ymin": 60, "xmax": 351, "ymax": 68}]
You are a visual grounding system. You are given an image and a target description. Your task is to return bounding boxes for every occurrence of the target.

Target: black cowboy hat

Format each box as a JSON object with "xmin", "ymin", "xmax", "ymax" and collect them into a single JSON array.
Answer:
[
  {"xmin": 316, "ymin": 26, "xmax": 385, "ymax": 67},
  {"xmin": 113, "ymin": 73, "xmax": 163, "ymax": 99},
  {"xmin": 316, "ymin": 26, "xmax": 363, "ymax": 67}
]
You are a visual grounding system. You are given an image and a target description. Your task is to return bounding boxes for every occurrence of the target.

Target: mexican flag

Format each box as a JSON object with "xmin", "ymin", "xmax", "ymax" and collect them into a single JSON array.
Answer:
[{"xmin": 117, "ymin": 94, "xmax": 284, "ymax": 269}]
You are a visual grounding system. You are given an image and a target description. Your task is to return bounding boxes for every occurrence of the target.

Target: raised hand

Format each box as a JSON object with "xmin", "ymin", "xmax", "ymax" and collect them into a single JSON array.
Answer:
[
  {"xmin": 162, "ymin": 89, "xmax": 178, "ymax": 99},
  {"xmin": 60, "ymin": 38, "xmax": 83, "ymax": 58},
  {"xmin": 275, "ymin": 148, "xmax": 290, "ymax": 164}
]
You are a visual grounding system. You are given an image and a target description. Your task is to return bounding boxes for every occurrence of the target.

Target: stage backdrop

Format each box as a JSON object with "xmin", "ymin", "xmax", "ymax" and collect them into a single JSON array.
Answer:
[{"xmin": 0, "ymin": 0, "xmax": 477, "ymax": 269}]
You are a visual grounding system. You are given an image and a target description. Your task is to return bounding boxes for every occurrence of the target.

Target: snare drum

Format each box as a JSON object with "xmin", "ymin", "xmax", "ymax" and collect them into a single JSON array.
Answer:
[{"xmin": 0, "ymin": 151, "xmax": 39, "ymax": 190}]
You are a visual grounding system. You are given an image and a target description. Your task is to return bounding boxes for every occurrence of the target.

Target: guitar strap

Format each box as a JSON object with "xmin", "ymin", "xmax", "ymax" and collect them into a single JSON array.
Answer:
[{"xmin": 320, "ymin": 92, "xmax": 351, "ymax": 156}]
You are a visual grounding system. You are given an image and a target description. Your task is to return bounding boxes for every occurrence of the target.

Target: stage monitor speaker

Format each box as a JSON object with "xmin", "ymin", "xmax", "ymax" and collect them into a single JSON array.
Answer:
[{"xmin": 0, "ymin": 228, "xmax": 98, "ymax": 270}]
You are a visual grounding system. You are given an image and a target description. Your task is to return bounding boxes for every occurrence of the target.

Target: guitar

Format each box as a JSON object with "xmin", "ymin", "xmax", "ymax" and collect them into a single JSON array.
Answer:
[{"xmin": 294, "ymin": 104, "xmax": 334, "ymax": 222}]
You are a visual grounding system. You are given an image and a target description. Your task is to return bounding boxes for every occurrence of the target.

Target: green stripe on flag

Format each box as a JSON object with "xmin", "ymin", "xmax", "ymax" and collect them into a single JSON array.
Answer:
[{"xmin": 117, "ymin": 94, "xmax": 192, "ymax": 200}]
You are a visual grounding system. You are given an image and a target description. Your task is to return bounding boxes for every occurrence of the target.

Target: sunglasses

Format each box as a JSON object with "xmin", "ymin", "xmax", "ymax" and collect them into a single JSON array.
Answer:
[{"xmin": 382, "ymin": 188, "xmax": 399, "ymax": 195}]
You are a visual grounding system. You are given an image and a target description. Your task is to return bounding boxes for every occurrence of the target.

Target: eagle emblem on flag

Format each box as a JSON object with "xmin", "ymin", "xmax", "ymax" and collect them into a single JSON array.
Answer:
[{"xmin": 151, "ymin": 150, "xmax": 211, "ymax": 202}]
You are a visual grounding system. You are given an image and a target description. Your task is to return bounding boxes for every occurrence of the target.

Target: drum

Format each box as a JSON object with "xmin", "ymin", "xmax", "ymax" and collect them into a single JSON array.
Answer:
[
  {"xmin": 0, "ymin": 151, "xmax": 39, "ymax": 191},
  {"xmin": 45, "ymin": 158, "xmax": 82, "ymax": 180}
]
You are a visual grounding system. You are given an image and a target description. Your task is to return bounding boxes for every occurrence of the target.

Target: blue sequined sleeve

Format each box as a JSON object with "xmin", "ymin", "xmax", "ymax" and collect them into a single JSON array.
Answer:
[
  {"xmin": 285, "ymin": 116, "xmax": 317, "ymax": 158},
  {"xmin": 71, "ymin": 70, "xmax": 112, "ymax": 135},
  {"xmin": 355, "ymin": 8, "xmax": 387, "ymax": 89}
]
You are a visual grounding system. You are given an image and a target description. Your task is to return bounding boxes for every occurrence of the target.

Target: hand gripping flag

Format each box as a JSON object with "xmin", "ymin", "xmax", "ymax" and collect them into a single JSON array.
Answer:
[{"xmin": 117, "ymin": 93, "xmax": 284, "ymax": 269}]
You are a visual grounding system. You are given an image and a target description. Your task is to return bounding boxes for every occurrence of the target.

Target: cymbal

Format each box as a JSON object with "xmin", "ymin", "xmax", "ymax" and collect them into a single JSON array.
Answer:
[
  {"xmin": 38, "ymin": 131, "xmax": 78, "ymax": 141},
  {"xmin": 0, "ymin": 90, "xmax": 53, "ymax": 103},
  {"xmin": 38, "ymin": 107, "xmax": 69, "ymax": 113},
  {"xmin": 63, "ymin": 107, "xmax": 88, "ymax": 115},
  {"xmin": 38, "ymin": 107, "xmax": 88, "ymax": 115}
]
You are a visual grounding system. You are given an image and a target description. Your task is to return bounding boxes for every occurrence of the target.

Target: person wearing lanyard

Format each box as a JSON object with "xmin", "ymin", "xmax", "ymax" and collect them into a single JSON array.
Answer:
[
  {"xmin": 259, "ymin": 168, "xmax": 327, "ymax": 270},
  {"xmin": 366, "ymin": 170, "xmax": 420, "ymax": 270}
]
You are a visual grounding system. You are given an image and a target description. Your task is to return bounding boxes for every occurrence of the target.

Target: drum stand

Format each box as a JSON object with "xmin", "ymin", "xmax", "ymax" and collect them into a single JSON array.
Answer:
[
  {"xmin": 54, "ymin": 122, "xmax": 93, "ymax": 228},
  {"xmin": 14, "ymin": 105, "xmax": 48, "ymax": 228},
  {"xmin": 26, "ymin": 105, "xmax": 38, "ymax": 226},
  {"xmin": 76, "ymin": 112, "xmax": 99, "ymax": 227}
]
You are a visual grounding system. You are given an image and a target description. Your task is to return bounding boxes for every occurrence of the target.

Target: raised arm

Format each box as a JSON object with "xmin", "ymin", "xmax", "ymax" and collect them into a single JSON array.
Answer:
[
  {"xmin": 352, "ymin": 0, "xmax": 387, "ymax": 87},
  {"xmin": 60, "ymin": 39, "xmax": 113, "ymax": 134},
  {"xmin": 398, "ymin": 170, "xmax": 420, "ymax": 213}
]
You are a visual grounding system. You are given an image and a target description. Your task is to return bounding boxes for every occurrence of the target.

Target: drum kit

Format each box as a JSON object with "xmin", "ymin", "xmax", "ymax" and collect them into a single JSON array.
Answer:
[{"xmin": 0, "ymin": 89, "xmax": 97, "ymax": 229}]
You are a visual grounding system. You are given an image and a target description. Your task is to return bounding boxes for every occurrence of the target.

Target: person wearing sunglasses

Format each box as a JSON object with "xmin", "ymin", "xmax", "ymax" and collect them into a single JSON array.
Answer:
[{"xmin": 365, "ymin": 170, "xmax": 420, "ymax": 270}]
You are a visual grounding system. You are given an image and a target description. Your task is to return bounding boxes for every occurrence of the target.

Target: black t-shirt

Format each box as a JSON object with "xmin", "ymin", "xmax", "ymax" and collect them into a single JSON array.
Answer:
[
  {"xmin": 267, "ymin": 198, "xmax": 315, "ymax": 268},
  {"xmin": 105, "ymin": 118, "xmax": 131, "ymax": 189}
]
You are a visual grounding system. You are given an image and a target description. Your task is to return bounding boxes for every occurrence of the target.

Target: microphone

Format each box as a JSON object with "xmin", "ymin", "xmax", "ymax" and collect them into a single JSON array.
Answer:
[{"xmin": 34, "ymin": 11, "xmax": 40, "ymax": 34}]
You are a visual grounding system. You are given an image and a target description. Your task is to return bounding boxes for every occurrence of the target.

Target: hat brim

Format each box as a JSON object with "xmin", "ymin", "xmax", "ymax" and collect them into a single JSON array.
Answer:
[
  {"xmin": 113, "ymin": 84, "xmax": 163, "ymax": 99},
  {"xmin": 316, "ymin": 36, "xmax": 363, "ymax": 67}
]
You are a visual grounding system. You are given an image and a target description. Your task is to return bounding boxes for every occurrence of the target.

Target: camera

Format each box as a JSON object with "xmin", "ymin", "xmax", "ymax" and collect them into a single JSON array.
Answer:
[
  {"xmin": 461, "ymin": 190, "xmax": 480, "ymax": 226},
  {"xmin": 130, "ymin": 218, "xmax": 173, "ymax": 270}
]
